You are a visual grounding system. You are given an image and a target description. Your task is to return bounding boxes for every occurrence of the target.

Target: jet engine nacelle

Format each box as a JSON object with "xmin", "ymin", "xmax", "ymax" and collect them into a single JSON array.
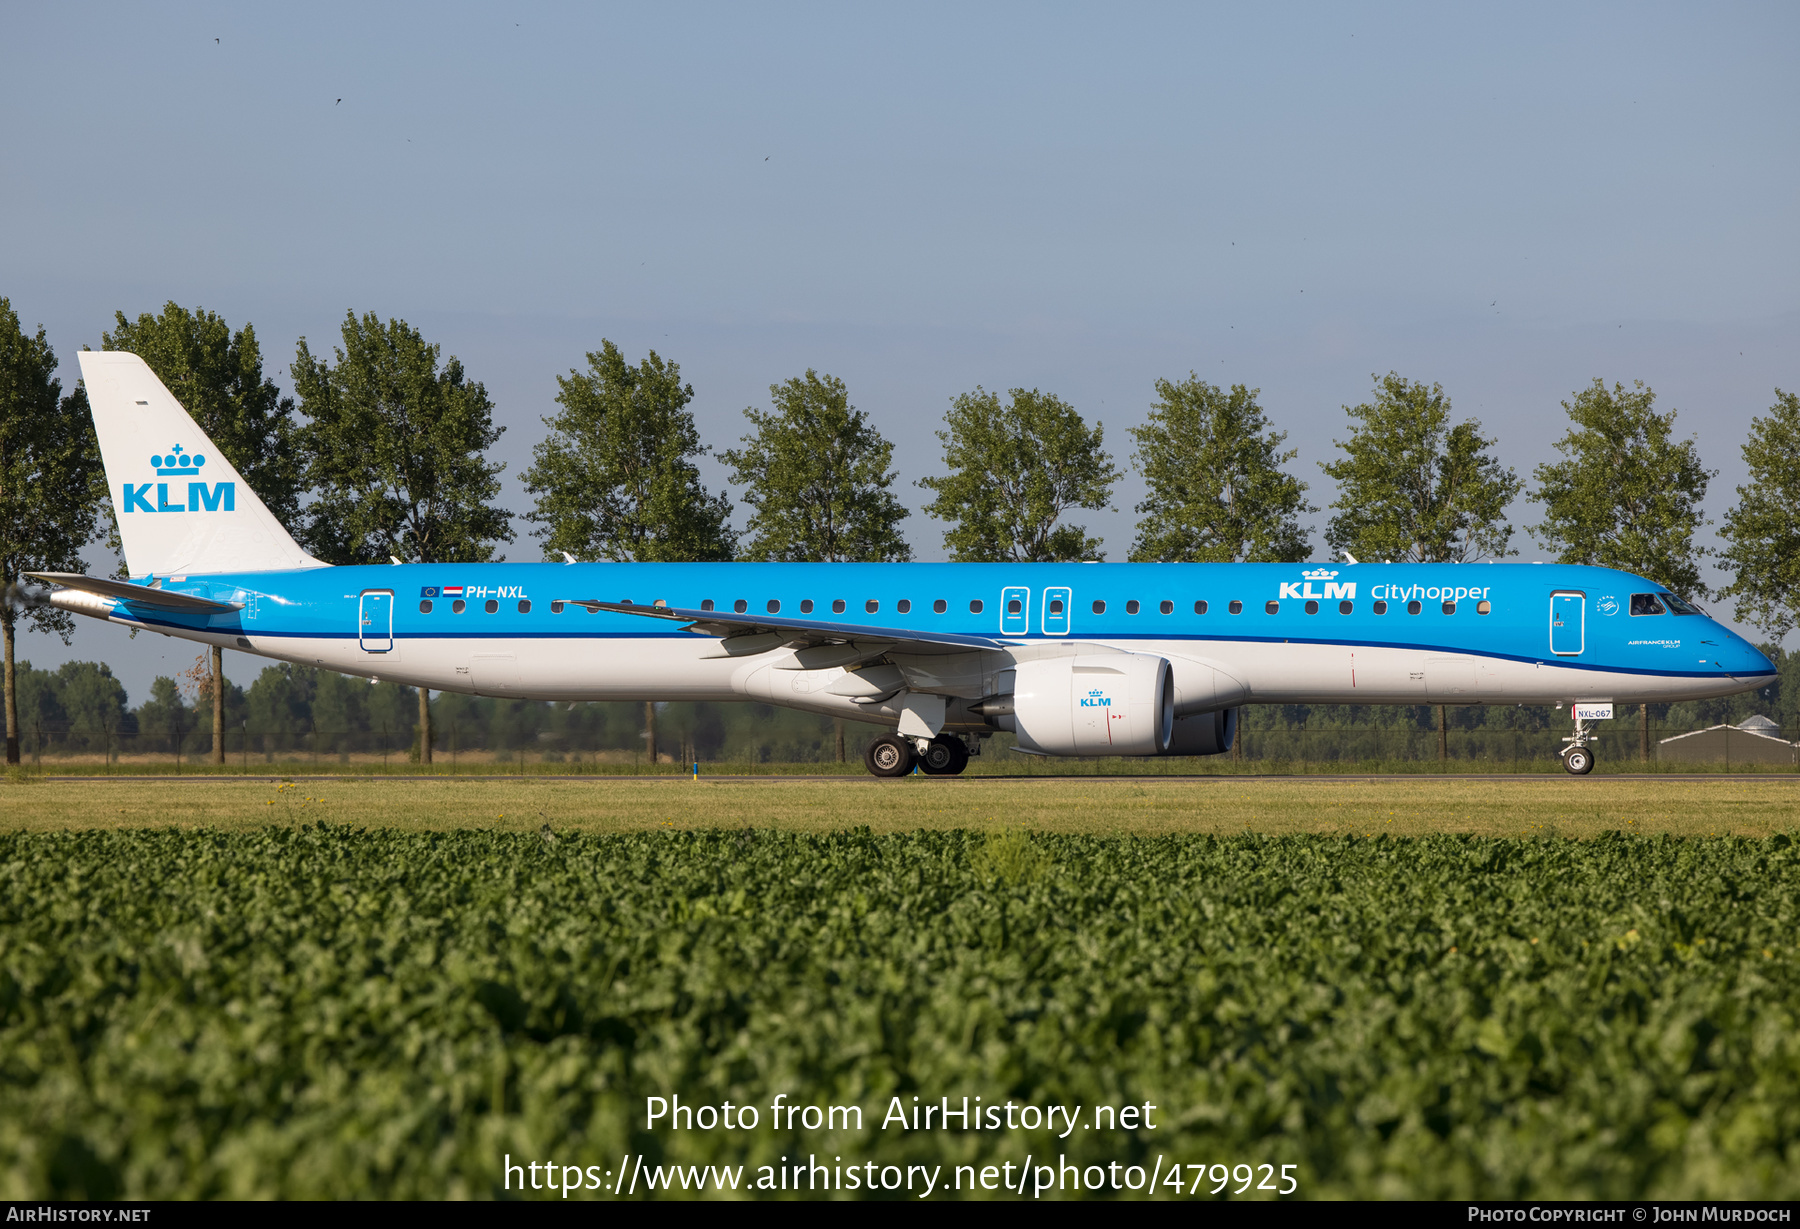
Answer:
[
  {"xmin": 1160, "ymin": 706, "xmax": 1238, "ymax": 756},
  {"xmin": 1003, "ymin": 653, "xmax": 1175, "ymax": 757}
]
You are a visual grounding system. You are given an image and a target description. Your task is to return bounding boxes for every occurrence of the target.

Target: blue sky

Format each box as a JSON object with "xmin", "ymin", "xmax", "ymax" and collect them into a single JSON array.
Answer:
[{"xmin": 3, "ymin": 1, "xmax": 1796, "ymax": 702}]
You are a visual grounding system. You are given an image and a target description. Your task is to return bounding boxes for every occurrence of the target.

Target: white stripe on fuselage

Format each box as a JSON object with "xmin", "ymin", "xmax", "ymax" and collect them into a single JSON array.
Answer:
[{"xmin": 126, "ymin": 620, "xmax": 1756, "ymax": 721}]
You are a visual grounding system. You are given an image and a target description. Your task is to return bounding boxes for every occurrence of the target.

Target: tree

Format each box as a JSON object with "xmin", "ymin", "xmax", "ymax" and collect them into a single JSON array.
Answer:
[
  {"xmin": 1718, "ymin": 390, "xmax": 1800, "ymax": 638},
  {"xmin": 918, "ymin": 387, "xmax": 1118, "ymax": 562},
  {"xmin": 524, "ymin": 341, "xmax": 734, "ymax": 564},
  {"xmin": 723, "ymin": 370, "xmax": 910, "ymax": 563},
  {"xmin": 292, "ymin": 312, "xmax": 514, "ymax": 763},
  {"xmin": 524, "ymin": 341, "xmax": 734, "ymax": 763},
  {"xmin": 1322, "ymin": 373, "xmax": 1521, "ymax": 564},
  {"xmin": 104, "ymin": 302, "xmax": 304, "ymax": 764},
  {"xmin": 1529, "ymin": 379, "xmax": 1714, "ymax": 597},
  {"xmin": 1128, "ymin": 375, "xmax": 1312, "ymax": 562},
  {"xmin": 134, "ymin": 677, "xmax": 192, "ymax": 762},
  {"xmin": 724, "ymin": 369, "xmax": 910, "ymax": 758},
  {"xmin": 0, "ymin": 299, "xmax": 104, "ymax": 764}
]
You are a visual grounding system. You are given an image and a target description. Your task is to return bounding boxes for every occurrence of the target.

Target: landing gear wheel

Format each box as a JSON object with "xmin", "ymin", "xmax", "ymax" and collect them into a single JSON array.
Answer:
[
  {"xmin": 918, "ymin": 736, "xmax": 970, "ymax": 776},
  {"xmin": 865, "ymin": 735, "xmax": 916, "ymax": 778},
  {"xmin": 1563, "ymin": 746, "xmax": 1595, "ymax": 776}
]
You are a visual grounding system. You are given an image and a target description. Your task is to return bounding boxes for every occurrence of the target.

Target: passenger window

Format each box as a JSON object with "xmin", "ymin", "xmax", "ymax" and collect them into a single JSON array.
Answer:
[
  {"xmin": 898, "ymin": 599, "xmax": 912, "ymax": 613},
  {"xmin": 1265, "ymin": 600, "xmax": 1279, "ymax": 614},
  {"xmin": 734, "ymin": 599, "xmax": 748, "ymax": 613},
  {"xmin": 1126, "ymin": 600, "xmax": 1140, "ymax": 614},
  {"xmin": 865, "ymin": 599, "xmax": 879, "ymax": 613},
  {"xmin": 551, "ymin": 600, "xmax": 565, "ymax": 614},
  {"xmin": 484, "ymin": 599, "xmax": 499, "ymax": 614},
  {"xmin": 1049, "ymin": 599, "xmax": 1064, "ymax": 614},
  {"xmin": 933, "ymin": 599, "xmax": 947, "ymax": 613},
  {"xmin": 1630, "ymin": 593, "xmax": 1666, "ymax": 616},
  {"xmin": 1159, "ymin": 600, "xmax": 1173, "ymax": 615},
  {"xmin": 969, "ymin": 599, "xmax": 984, "ymax": 614},
  {"xmin": 1228, "ymin": 600, "xmax": 1243, "ymax": 614},
  {"xmin": 1092, "ymin": 599, "xmax": 1106, "ymax": 614},
  {"xmin": 1476, "ymin": 600, "xmax": 1491, "ymax": 614},
  {"xmin": 1442, "ymin": 601, "xmax": 1456, "ymax": 615},
  {"xmin": 700, "ymin": 599, "xmax": 715, "ymax": 611},
  {"xmin": 832, "ymin": 599, "xmax": 846, "ymax": 614},
  {"xmin": 767, "ymin": 599, "xmax": 780, "ymax": 613},
  {"xmin": 452, "ymin": 599, "xmax": 466, "ymax": 613},
  {"xmin": 1339, "ymin": 601, "xmax": 1353, "ymax": 614},
  {"xmin": 1305, "ymin": 600, "xmax": 1319, "ymax": 615},
  {"xmin": 1194, "ymin": 600, "xmax": 1208, "ymax": 615},
  {"xmin": 1407, "ymin": 600, "xmax": 1422, "ymax": 615},
  {"xmin": 1372, "ymin": 600, "xmax": 1387, "ymax": 614},
  {"xmin": 419, "ymin": 599, "xmax": 433, "ymax": 613},
  {"xmin": 518, "ymin": 600, "xmax": 531, "ymax": 613},
  {"xmin": 1007, "ymin": 599, "xmax": 1022, "ymax": 614}
]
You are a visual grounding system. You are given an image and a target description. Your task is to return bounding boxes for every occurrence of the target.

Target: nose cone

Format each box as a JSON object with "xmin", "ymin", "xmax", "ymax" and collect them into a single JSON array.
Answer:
[{"xmin": 1732, "ymin": 641, "xmax": 1777, "ymax": 687}]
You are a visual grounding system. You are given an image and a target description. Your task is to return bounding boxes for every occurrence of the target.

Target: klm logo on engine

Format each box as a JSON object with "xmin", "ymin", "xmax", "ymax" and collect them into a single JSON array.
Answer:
[
  {"xmin": 1079, "ymin": 688, "xmax": 1112, "ymax": 708},
  {"xmin": 1279, "ymin": 568, "xmax": 1355, "ymax": 601},
  {"xmin": 121, "ymin": 444, "xmax": 235, "ymax": 513}
]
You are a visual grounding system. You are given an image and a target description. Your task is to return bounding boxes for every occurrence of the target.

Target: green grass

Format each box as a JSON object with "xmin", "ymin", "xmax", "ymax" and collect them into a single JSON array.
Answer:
[
  {"xmin": 2, "ymin": 827, "xmax": 1797, "ymax": 1199},
  {"xmin": 4, "ymin": 776, "xmax": 1799, "ymax": 838}
]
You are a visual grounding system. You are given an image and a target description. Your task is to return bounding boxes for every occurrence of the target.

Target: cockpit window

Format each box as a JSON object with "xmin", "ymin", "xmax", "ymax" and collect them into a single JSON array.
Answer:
[
  {"xmin": 1630, "ymin": 593, "xmax": 1666, "ymax": 616},
  {"xmin": 1661, "ymin": 592, "xmax": 1701, "ymax": 615}
]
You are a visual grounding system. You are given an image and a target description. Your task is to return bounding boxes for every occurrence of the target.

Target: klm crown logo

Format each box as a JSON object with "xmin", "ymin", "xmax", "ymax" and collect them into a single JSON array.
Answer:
[
  {"xmin": 1302, "ymin": 568, "xmax": 1339, "ymax": 581},
  {"xmin": 151, "ymin": 444, "xmax": 207, "ymax": 476}
]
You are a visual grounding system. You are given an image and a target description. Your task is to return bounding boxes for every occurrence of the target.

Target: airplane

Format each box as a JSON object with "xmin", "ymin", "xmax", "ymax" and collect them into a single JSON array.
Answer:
[{"xmin": 22, "ymin": 350, "xmax": 1775, "ymax": 777}]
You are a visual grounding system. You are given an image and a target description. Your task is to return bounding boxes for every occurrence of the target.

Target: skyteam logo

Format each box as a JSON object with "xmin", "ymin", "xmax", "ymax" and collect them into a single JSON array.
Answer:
[
  {"xmin": 121, "ymin": 444, "xmax": 235, "ymax": 514},
  {"xmin": 1280, "ymin": 569, "xmax": 1355, "ymax": 601}
]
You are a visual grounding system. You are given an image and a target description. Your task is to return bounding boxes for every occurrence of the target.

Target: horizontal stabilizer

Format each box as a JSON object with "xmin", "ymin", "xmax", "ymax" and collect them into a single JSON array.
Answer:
[{"xmin": 26, "ymin": 572, "xmax": 242, "ymax": 613}]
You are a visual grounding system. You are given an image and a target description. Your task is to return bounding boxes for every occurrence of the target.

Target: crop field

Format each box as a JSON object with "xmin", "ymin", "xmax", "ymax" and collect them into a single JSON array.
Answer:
[{"xmin": 3, "ymin": 782, "xmax": 1800, "ymax": 1199}]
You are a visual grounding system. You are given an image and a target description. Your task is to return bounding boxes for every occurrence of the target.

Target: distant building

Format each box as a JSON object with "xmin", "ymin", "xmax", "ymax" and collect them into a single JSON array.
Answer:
[{"xmin": 1657, "ymin": 715, "xmax": 1796, "ymax": 766}]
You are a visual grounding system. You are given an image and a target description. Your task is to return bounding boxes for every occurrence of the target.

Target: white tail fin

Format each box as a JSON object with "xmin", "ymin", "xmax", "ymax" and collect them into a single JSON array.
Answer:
[{"xmin": 77, "ymin": 350, "xmax": 326, "ymax": 577}]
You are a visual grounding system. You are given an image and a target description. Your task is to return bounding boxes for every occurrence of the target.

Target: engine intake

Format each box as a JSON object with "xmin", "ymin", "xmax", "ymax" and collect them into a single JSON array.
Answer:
[{"xmin": 995, "ymin": 654, "xmax": 1175, "ymax": 757}]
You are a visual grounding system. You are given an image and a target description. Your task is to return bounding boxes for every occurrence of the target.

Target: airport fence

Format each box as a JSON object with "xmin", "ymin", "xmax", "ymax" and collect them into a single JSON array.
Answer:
[{"xmin": 7, "ymin": 720, "xmax": 1799, "ymax": 773}]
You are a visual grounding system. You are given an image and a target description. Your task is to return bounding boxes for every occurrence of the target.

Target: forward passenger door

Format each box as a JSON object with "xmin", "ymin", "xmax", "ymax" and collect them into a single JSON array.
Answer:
[{"xmin": 1550, "ymin": 592, "xmax": 1584, "ymax": 656}]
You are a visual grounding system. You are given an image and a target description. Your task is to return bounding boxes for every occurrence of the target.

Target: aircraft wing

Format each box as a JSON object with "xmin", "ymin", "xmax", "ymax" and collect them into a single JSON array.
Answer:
[
  {"xmin": 581, "ymin": 600, "xmax": 1008, "ymax": 655},
  {"xmin": 26, "ymin": 572, "xmax": 243, "ymax": 614}
]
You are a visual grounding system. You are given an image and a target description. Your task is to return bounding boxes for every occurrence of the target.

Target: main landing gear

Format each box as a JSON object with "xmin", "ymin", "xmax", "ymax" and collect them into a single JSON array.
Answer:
[
  {"xmin": 1560, "ymin": 714, "xmax": 1597, "ymax": 776},
  {"xmin": 864, "ymin": 734, "xmax": 971, "ymax": 778}
]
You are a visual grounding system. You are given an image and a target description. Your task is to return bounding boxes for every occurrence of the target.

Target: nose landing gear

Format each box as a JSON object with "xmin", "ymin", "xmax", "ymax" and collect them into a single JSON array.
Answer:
[{"xmin": 1560, "ymin": 714, "xmax": 1597, "ymax": 775}]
